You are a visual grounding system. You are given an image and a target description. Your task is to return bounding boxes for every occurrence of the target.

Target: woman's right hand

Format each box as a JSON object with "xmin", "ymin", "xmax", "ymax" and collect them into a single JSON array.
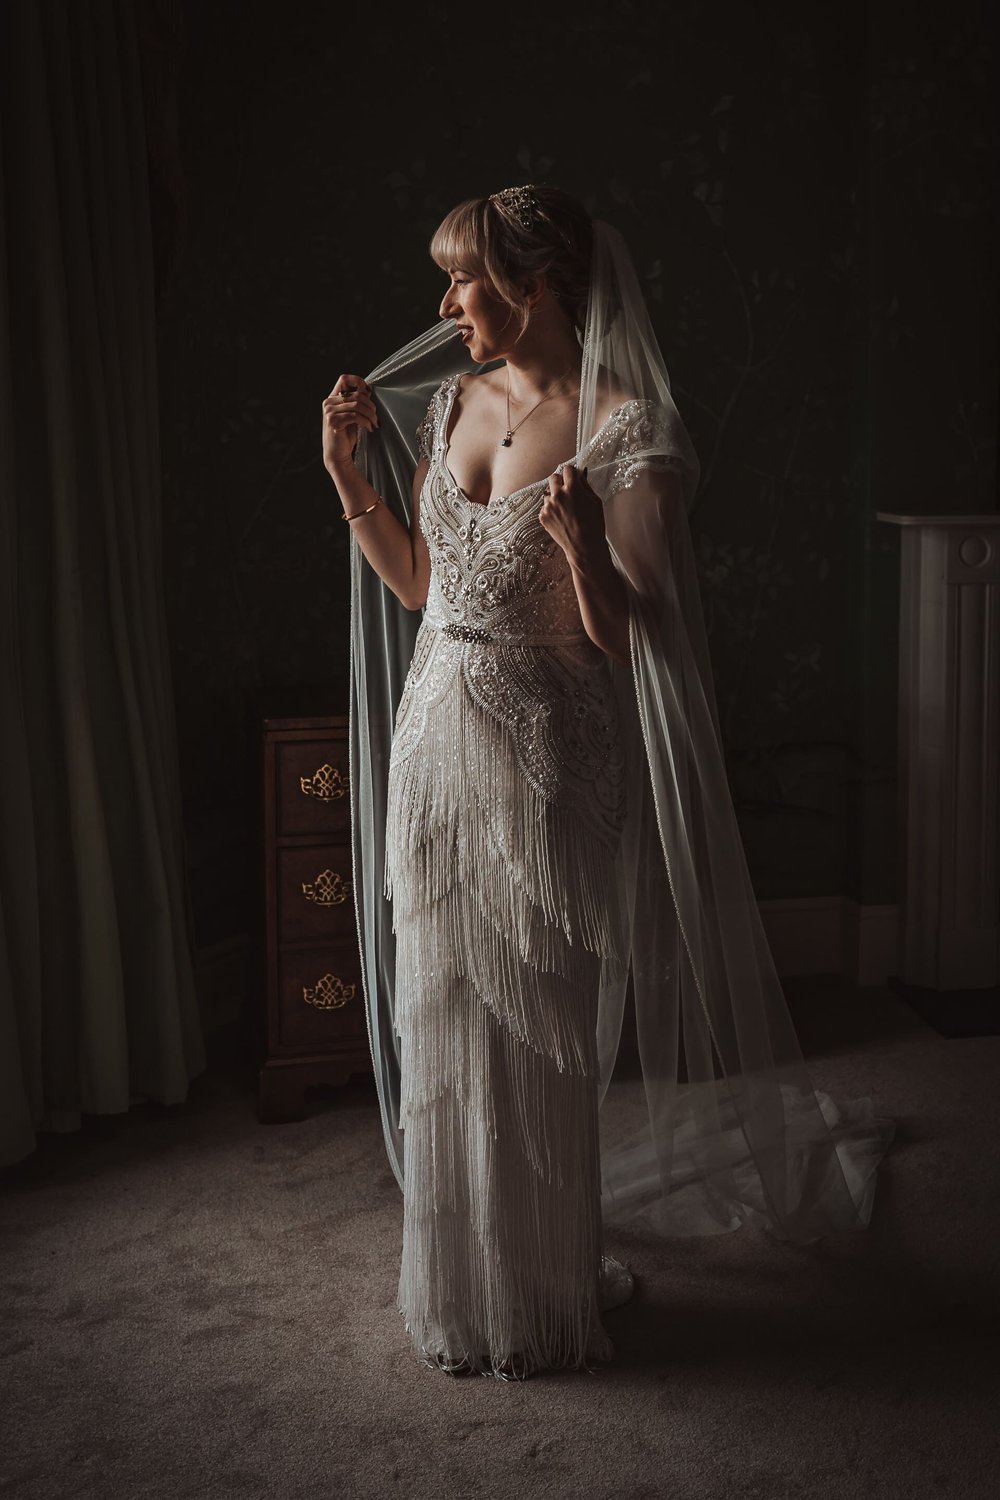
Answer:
[{"xmin": 323, "ymin": 373, "xmax": 379, "ymax": 472}]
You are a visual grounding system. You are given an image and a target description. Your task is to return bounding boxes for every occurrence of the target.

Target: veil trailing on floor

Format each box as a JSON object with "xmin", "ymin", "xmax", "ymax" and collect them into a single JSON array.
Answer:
[{"xmin": 348, "ymin": 215, "xmax": 894, "ymax": 1245}]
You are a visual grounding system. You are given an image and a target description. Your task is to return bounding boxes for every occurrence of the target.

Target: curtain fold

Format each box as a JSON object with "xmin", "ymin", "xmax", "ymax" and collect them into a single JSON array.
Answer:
[{"xmin": 0, "ymin": 0, "xmax": 204, "ymax": 1167}]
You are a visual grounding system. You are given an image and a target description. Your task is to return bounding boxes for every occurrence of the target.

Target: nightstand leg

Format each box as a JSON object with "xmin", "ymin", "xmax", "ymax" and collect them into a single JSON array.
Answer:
[{"xmin": 257, "ymin": 1059, "xmax": 356, "ymax": 1122}]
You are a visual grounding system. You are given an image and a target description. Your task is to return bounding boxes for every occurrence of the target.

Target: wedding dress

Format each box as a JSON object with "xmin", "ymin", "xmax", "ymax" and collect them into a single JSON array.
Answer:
[
  {"xmin": 348, "ymin": 217, "xmax": 895, "ymax": 1380},
  {"xmin": 383, "ymin": 374, "xmax": 653, "ymax": 1374}
]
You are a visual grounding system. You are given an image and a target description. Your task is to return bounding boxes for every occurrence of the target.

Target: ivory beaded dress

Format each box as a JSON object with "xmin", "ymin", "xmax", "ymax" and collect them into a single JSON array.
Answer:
[{"xmin": 384, "ymin": 373, "xmax": 660, "ymax": 1377}]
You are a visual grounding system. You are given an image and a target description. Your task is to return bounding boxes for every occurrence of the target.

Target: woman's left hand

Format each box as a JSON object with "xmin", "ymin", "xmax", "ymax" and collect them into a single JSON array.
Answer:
[{"xmin": 538, "ymin": 464, "xmax": 607, "ymax": 568}]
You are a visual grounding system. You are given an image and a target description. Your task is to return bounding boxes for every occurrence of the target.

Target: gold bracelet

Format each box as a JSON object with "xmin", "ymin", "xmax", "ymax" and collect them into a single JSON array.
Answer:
[{"xmin": 341, "ymin": 496, "xmax": 384, "ymax": 522}]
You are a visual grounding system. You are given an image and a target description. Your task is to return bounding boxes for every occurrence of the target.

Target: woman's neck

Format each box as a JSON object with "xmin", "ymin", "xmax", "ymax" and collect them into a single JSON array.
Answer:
[{"xmin": 503, "ymin": 315, "xmax": 581, "ymax": 405}]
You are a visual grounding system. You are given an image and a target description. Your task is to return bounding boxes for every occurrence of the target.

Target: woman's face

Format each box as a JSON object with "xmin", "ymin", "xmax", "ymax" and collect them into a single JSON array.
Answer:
[{"xmin": 438, "ymin": 267, "xmax": 517, "ymax": 362}]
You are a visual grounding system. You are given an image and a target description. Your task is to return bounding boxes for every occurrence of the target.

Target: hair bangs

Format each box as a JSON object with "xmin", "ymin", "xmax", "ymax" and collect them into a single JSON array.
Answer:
[{"xmin": 429, "ymin": 198, "xmax": 488, "ymax": 277}]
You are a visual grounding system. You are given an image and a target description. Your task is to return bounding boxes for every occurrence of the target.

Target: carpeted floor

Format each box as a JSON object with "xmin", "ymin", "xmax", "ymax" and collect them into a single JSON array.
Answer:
[{"xmin": 2, "ymin": 978, "xmax": 998, "ymax": 1500}]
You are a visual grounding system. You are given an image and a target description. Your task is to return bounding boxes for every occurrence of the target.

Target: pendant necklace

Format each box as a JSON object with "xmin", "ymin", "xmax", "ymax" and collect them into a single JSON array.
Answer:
[{"xmin": 500, "ymin": 363, "xmax": 578, "ymax": 448}]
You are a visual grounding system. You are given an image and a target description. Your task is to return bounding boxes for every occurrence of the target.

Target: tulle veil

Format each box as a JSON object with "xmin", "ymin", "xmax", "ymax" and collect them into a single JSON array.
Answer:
[{"xmin": 347, "ymin": 213, "xmax": 894, "ymax": 1245}]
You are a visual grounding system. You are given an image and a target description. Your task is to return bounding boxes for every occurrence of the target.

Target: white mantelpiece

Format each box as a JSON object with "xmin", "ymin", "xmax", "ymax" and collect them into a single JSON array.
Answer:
[{"xmin": 878, "ymin": 513, "xmax": 1000, "ymax": 993}]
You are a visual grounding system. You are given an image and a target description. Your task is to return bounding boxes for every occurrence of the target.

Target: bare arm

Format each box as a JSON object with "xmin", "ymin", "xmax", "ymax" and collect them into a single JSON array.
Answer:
[
  {"xmin": 323, "ymin": 373, "xmax": 431, "ymax": 610},
  {"xmin": 566, "ymin": 548, "xmax": 630, "ymax": 667},
  {"xmin": 601, "ymin": 465, "xmax": 683, "ymax": 613},
  {"xmin": 539, "ymin": 463, "xmax": 630, "ymax": 667}
]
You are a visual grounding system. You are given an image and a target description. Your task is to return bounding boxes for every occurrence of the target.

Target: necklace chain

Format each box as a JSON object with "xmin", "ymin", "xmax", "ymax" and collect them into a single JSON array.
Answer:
[{"xmin": 501, "ymin": 364, "xmax": 578, "ymax": 448}]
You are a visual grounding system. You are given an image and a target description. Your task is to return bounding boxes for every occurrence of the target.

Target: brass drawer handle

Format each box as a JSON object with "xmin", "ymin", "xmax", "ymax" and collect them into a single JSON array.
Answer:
[
  {"xmin": 299, "ymin": 763, "xmax": 348, "ymax": 802},
  {"xmin": 303, "ymin": 972, "xmax": 355, "ymax": 1010},
  {"xmin": 301, "ymin": 869, "xmax": 351, "ymax": 906}
]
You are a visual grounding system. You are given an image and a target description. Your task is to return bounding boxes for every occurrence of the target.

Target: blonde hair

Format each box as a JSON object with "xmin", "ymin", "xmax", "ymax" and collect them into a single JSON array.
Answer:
[{"xmin": 429, "ymin": 185, "xmax": 593, "ymax": 340}]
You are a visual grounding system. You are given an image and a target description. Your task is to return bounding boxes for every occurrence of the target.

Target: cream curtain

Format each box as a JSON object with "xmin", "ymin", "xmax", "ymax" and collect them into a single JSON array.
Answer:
[{"xmin": 0, "ymin": 0, "xmax": 204, "ymax": 1166}]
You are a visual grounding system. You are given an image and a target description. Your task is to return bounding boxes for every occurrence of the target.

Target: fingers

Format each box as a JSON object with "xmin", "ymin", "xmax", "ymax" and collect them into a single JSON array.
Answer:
[
  {"xmin": 324, "ymin": 394, "xmax": 377, "ymax": 421},
  {"xmin": 326, "ymin": 413, "xmax": 376, "ymax": 435},
  {"xmin": 559, "ymin": 463, "xmax": 591, "ymax": 488},
  {"xmin": 539, "ymin": 462, "xmax": 600, "ymax": 537},
  {"xmin": 328, "ymin": 373, "xmax": 371, "ymax": 399},
  {"xmin": 546, "ymin": 464, "xmax": 593, "ymax": 497},
  {"xmin": 326, "ymin": 375, "xmax": 378, "ymax": 425},
  {"xmin": 323, "ymin": 390, "xmax": 378, "ymax": 431}
]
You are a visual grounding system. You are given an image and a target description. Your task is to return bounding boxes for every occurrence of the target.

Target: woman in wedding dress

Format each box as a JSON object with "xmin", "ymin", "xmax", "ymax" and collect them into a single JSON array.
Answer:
[{"xmin": 326, "ymin": 185, "xmax": 894, "ymax": 1382}]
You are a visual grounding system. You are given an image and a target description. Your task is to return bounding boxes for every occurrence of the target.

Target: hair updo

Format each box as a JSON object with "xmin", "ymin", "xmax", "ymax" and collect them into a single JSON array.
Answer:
[{"xmin": 429, "ymin": 184, "xmax": 593, "ymax": 340}]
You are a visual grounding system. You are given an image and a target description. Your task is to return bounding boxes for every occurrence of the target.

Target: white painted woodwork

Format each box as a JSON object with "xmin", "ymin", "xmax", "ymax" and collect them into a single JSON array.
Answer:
[{"xmin": 877, "ymin": 513, "xmax": 1000, "ymax": 990}]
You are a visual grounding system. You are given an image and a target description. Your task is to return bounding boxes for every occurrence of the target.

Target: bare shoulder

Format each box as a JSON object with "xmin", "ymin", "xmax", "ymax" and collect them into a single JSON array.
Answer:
[
  {"xmin": 457, "ymin": 367, "xmax": 504, "ymax": 390},
  {"xmin": 454, "ymin": 366, "xmax": 503, "ymax": 410}
]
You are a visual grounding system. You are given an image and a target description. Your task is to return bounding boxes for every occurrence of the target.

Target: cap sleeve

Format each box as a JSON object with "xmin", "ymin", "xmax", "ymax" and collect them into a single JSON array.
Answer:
[
  {"xmin": 415, "ymin": 396, "xmax": 437, "ymax": 463},
  {"xmin": 415, "ymin": 374, "xmax": 460, "ymax": 463},
  {"xmin": 590, "ymin": 400, "xmax": 692, "ymax": 501}
]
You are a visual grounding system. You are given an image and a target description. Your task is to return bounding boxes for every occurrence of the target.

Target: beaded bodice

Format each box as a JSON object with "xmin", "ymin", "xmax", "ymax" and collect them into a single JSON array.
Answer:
[
  {"xmin": 417, "ymin": 375, "xmax": 582, "ymax": 643},
  {"xmin": 416, "ymin": 373, "xmax": 672, "ymax": 643}
]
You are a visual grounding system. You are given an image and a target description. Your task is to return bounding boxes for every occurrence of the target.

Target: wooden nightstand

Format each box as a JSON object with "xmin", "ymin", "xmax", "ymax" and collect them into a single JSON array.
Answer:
[{"xmin": 255, "ymin": 695, "xmax": 372, "ymax": 1121}]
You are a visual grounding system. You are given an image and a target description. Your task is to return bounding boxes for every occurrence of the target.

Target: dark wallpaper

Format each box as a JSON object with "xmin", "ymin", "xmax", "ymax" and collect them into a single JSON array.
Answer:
[{"xmin": 156, "ymin": 0, "xmax": 995, "ymax": 947}]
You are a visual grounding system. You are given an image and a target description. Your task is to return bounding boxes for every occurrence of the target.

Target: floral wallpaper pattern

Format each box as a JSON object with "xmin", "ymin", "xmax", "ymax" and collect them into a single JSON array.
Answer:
[{"xmin": 157, "ymin": 0, "xmax": 995, "ymax": 943}]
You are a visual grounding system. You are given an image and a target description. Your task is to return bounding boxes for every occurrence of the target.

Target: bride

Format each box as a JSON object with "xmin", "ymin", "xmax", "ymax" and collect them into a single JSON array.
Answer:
[{"xmin": 323, "ymin": 185, "xmax": 894, "ymax": 1381}]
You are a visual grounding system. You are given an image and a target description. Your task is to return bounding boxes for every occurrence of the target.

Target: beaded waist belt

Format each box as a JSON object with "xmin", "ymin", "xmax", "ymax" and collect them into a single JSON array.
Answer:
[{"xmin": 430, "ymin": 619, "xmax": 591, "ymax": 647}]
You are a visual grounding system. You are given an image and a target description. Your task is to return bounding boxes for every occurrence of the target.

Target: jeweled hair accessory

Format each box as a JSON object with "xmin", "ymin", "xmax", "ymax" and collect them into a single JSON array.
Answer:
[{"xmin": 489, "ymin": 184, "xmax": 537, "ymax": 230}]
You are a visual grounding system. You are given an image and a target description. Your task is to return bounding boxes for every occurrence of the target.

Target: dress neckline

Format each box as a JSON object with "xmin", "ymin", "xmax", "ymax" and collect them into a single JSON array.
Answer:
[{"xmin": 438, "ymin": 372, "xmax": 640, "ymax": 511}]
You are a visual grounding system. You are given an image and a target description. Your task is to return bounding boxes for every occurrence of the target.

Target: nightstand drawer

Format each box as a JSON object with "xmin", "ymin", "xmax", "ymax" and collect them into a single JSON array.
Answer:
[
  {"xmin": 277, "ymin": 846, "xmax": 357, "ymax": 942},
  {"xmin": 276, "ymin": 739, "xmax": 351, "ymax": 837},
  {"xmin": 276, "ymin": 944, "xmax": 367, "ymax": 1055}
]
